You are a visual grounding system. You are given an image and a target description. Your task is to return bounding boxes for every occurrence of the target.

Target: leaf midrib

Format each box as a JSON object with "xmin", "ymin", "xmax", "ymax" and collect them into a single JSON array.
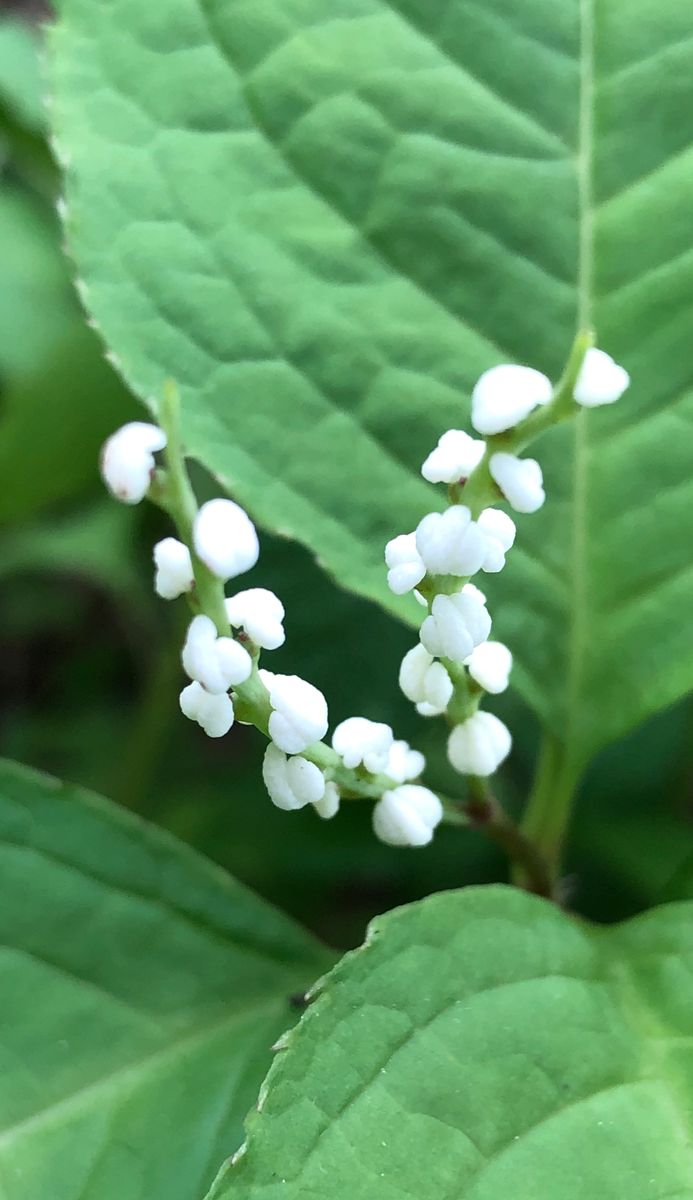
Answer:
[
  {"xmin": 0, "ymin": 996, "xmax": 283, "ymax": 1154},
  {"xmin": 566, "ymin": 0, "xmax": 594, "ymax": 759},
  {"xmin": 0, "ymin": 789, "xmax": 324, "ymax": 974},
  {"xmin": 603, "ymin": 951, "xmax": 693, "ymax": 1184}
]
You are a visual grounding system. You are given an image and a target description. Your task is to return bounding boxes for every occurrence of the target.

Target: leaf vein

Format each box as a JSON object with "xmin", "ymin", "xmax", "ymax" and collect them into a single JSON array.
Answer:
[{"xmin": 378, "ymin": 0, "xmax": 570, "ymax": 153}]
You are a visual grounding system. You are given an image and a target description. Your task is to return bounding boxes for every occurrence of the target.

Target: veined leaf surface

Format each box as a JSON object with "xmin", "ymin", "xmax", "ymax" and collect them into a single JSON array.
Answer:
[
  {"xmin": 50, "ymin": 0, "xmax": 693, "ymax": 763},
  {"xmin": 0, "ymin": 759, "xmax": 330, "ymax": 1200},
  {"xmin": 208, "ymin": 885, "xmax": 693, "ymax": 1200}
]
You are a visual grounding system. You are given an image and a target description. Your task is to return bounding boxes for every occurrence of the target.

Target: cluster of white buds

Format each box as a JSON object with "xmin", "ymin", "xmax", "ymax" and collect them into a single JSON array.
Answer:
[
  {"xmin": 385, "ymin": 508, "xmax": 518, "ymax": 596},
  {"xmin": 331, "ymin": 716, "xmax": 424, "ymax": 782},
  {"xmin": 99, "ymin": 415, "xmax": 436, "ymax": 844},
  {"xmin": 328, "ymin": 715, "xmax": 436, "ymax": 846},
  {"xmin": 99, "ymin": 342, "xmax": 629, "ymax": 854},
  {"xmin": 387, "ymin": 346, "xmax": 630, "ymax": 790},
  {"xmin": 309, "ymin": 715, "xmax": 434, "ymax": 849},
  {"xmin": 100, "ymin": 418, "xmax": 337, "ymax": 818}
]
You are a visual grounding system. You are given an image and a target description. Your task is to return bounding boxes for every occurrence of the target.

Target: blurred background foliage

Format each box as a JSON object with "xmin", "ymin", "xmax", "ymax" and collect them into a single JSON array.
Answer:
[{"xmin": 1, "ymin": 7, "xmax": 691, "ymax": 948}]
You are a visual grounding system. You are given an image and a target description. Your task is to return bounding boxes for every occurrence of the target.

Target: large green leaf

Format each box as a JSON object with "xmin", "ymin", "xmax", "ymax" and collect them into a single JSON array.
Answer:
[
  {"xmin": 207, "ymin": 885, "xmax": 693, "ymax": 1199},
  {"xmin": 49, "ymin": 0, "xmax": 693, "ymax": 764},
  {"xmin": 0, "ymin": 759, "xmax": 331, "ymax": 1200}
]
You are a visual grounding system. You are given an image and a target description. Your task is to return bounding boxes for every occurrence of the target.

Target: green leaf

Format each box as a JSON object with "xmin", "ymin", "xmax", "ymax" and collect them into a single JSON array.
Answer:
[
  {"xmin": 0, "ymin": 758, "xmax": 331, "ymax": 1200},
  {"xmin": 207, "ymin": 884, "xmax": 693, "ymax": 1200},
  {"xmin": 49, "ymin": 1, "xmax": 693, "ymax": 764}
]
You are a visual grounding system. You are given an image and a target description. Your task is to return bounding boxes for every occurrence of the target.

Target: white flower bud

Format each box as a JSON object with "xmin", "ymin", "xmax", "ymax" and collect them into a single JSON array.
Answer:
[
  {"xmin": 260, "ymin": 670, "xmax": 329, "ymax": 754},
  {"xmin": 415, "ymin": 506, "xmax": 486, "ymax": 577},
  {"xmin": 490, "ymin": 453, "xmax": 545, "ymax": 514},
  {"xmin": 420, "ymin": 591, "xmax": 491, "ymax": 664},
  {"xmin": 179, "ymin": 681, "xmax": 234, "ymax": 738},
  {"xmin": 477, "ymin": 508, "xmax": 516, "ymax": 573},
  {"xmin": 421, "ymin": 429, "xmax": 485, "ymax": 484},
  {"xmin": 373, "ymin": 785, "xmax": 443, "ymax": 847},
  {"xmin": 385, "ymin": 532, "xmax": 426, "ymax": 595},
  {"xmin": 153, "ymin": 537, "xmax": 194, "ymax": 600},
  {"xmin": 332, "ymin": 716, "xmax": 394, "ymax": 773},
  {"xmin": 225, "ymin": 588, "xmax": 285, "ymax": 650},
  {"xmin": 466, "ymin": 641, "xmax": 513, "ymax": 694},
  {"xmin": 398, "ymin": 643, "xmax": 431, "ymax": 701},
  {"xmin": 262, "ymin": 743, "xmax": 325, "ymax": 811},
  {"xmin": 574, "ymin": 348, "xmax": 630, "ymax": 407},
  {"xmin": 314, "ymin": 781, "xmax": 340, "ymax": 820},
  {"xmin": 472, "ymin": 364, "xmax": 552, "ymax": 435},
  {"xmin": 398, "ymin": 644, "xmax": 453, "ymax": 716},
  {"xmin": 193, "ymin": 498, "xmax": 259, "ymax": 581},
  {"xmin": 182, "ymin": 615, "xmax": 252, "ymax": 694},
  {"xmin": 100, "ymin": 421, "xmax": 166, "ymax": 504},
  {"xmin": 447, "ymin": 711, "xmax": 511, "ymax": 776},
  {"xmin": 385, "ymin": 739, "xmax": 426, "ymax": 783}
]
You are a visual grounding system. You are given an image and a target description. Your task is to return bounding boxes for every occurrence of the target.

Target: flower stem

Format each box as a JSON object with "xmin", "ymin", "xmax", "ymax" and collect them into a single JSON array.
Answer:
[
  {"xmin": 151, "ymin": 385, "xmax": 410, "ymax": 802},
  {"xmin": 157, "ymin": 382, "xmax": 231, "ymax": 635},
  {"xmin": 461, "ymin": 777, "xmax": 555, "ymax": 898},
  {"xmin": 461, "ymin": 328, "xmax": 594, "ymax": 518}
]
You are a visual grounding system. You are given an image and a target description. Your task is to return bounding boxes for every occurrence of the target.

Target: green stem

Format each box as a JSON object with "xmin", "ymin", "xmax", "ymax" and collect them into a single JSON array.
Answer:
[
  {"xmin": 157, "ymin": 382, "xmax": 230, "ymax": 635},
  {"xmin": 461, "ymin": 328, "xmax": 595, "ymax": 518},
  {"xmin": 304, "ymin": 741, "xmax": 394, "ymax": 798},
  {"xmin": 463, "ymin": 777, "xmax": 555, "ymax": 898},
  {"xmin": 513, "ymin": 733, "xmax": 580, "ymax": 889}
]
